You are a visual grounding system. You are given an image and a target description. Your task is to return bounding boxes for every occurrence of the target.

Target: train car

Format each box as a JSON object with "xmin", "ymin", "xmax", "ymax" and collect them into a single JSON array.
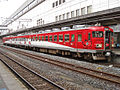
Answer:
[{"xmin": 3, "ymin": 26, "xmax": 114, "ymax": 61}]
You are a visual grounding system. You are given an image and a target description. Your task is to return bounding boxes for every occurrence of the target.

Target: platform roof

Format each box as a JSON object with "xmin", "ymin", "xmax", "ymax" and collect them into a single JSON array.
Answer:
[{"xmin": 1, "ymin": 6, "xmax": 120, "ymax": 38}]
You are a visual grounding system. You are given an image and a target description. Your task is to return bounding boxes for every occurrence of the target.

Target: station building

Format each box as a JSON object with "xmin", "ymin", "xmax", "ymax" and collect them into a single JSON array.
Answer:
[{"xmin": 2, "ymin": 0, "xmax": 120, "ymax": 46}]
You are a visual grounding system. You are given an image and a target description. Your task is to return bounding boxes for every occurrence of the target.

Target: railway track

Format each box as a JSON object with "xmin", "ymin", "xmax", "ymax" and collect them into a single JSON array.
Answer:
[
  {"xmin": 1, "ymin": 45, "xmax": 120, "ymax": 86},
  {"xmin": 0, "ymin": 49, "xmax": 65, "ymax": 90},
  {"xmin": 95, "ymin": 62, "xmax": 120, "ymax": 68}
]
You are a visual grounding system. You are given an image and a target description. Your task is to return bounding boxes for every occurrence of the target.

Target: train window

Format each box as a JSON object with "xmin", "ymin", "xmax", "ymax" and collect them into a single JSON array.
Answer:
[
  {"xmin": 65, "ymin": 34, "xmax": 69, "ymax": 42},
  {"xmin": 42, "ymin": 36, "xmax": 44, "ymax": 41},
  {"xmin": 45, "ymin": 36, "xmax": 48, "ymax": 41},
  {"xmin": 92, "ymin": 31, "xmax": 103, "ymax": 38},
  {"xmin": 111, "ymin": 32, "xmax": 113, "ymax": 36},
  {"xmin": 56, "ymin": 1, "xmax": 58, "ymax": 6},
  {"xmin": 81, "ymin": 7, "xmax": 85, "ymax": 15},
  {"xmin": 39, "ymin": 36, "xmax": 41, "ymax": 41},
  {"xmin": 31, "ymin": 37, "xmax": 33, "ymax": 41},
  {"xmin": 59, "ymin": 35, "xmax": 63, "ymax": 42},
  {"xmin": 49, "ymin": 35, "xmax": 52, "ymax": 41},
  {"xmin": 33, "ymin": 37, "xmax": 35, "ymax": 41},
  {"xmin": 88, "ymin": 33, "xmax": 91, "ymax": 40},
  {"xmin": 54, "ymin": 35, "xmax": 57, "ymax": 42},
  {"xmin": 36, "ymin": 36, "xmax": 38, "ymax": 41},
  {"xmin": 78, "ymin": 34, "xmax": 82, "ymax": 42},
  {"xmin": 63, "ymin": 0, "xmax": 65, "ymax": 3},
  {"xmin": 59, "ymin": 0, "xmax": 61, "ymax": 5},
  {"xmin": 71, "ymin": 34, "xmax": 75, "ymax": 42}
]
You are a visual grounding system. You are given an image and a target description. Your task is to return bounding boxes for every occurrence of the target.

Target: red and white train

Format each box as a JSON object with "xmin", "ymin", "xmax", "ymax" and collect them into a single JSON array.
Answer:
[{"xmin": 3, "ymin": 26, "xmax": 114, "ymax": 61}]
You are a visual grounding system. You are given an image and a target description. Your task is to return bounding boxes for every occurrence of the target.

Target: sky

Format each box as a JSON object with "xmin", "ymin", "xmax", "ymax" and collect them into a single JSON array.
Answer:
[{"xmin": 0, "ymin": 0, "xmax": 26, "ymax": 24}]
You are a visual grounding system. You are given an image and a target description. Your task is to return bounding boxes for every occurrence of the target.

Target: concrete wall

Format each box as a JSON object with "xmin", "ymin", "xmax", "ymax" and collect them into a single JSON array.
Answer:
[{"xmin": 8, "ymin": 0, "xmax": 120, "ymax": 31}]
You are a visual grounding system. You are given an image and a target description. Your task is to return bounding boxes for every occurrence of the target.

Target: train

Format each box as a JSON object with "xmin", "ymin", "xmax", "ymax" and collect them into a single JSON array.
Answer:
[{"xmin": 2, "ymin": 25, "xmax": 114, "ymax": 61}]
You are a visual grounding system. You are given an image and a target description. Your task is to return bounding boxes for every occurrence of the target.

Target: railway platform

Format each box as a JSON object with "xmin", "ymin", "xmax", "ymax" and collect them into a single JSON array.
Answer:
[
  {"xmin": 113, "ymin": 48, "xmax": 120, "ymax": 56},
  {"xmin": 0, "ymin": 61, "xmax": 27, "ymax": 90}
]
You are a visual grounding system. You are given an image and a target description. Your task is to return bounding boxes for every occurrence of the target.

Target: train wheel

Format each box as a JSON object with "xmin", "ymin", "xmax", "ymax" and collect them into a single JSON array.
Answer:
[
  {"xmin": 107, "ymin": 56, "xmax": 112, "ymax": 62},
  {"xmin": 84, "ymin": 53, "xmax": 93, "ymax": 61},
  {"xmin": 72, "ymin": 53, "xmax": 77, "ymax": 58}
]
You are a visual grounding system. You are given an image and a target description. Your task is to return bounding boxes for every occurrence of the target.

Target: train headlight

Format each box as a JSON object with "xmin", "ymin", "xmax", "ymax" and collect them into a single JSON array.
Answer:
[
  {"xmin": 112, "ymin": 44, "xmax": 115, "ymax": 47},
  {"xmin": 96, "ymin": 44, "xmax": 102, "ymax": 48}
]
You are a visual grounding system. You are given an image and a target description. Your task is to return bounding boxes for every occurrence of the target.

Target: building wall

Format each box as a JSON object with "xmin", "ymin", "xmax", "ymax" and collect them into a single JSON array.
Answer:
[{"xmin": 8, "ymin": 0, "xmax": 120, "ymax": 31}]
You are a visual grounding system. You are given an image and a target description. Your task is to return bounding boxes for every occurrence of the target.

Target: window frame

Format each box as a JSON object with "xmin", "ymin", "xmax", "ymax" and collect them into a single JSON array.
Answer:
[
  {"xmin": 45, "ymin": 36, "xmax": 48, "ymax": 41},
  {"xmin": 49, "ymin": 35, "xmax": 53, "ymax": 41},
  {"xmin": 42, "ymin": 36, "xmax": 44, "ymax": 41},
  {"xmin": 65, "ymin": 34, "xmax": 69, "ymax": 42},
  {"xmin": 39, "ymin": 36, "xmax": 41, "ymax": 41},
  {"xmin": 71, "ymin": 11, "xmax": 74, "ymax": 18},
  {"xmin": 66, "ymin": 12, "xmax": 70, "ymax": 19},
  {"xmin": 76, "ymin": 9, "xmax": 80, "ymax": 16},
  {"xmin": 59, "ymin": 34, "xmax": 63, "ymax": 42},
  {"xmin": 87, "ymin": 5, "xmax": 92, "ymax": 14},
  {"xmin": 78, "ymin": 34, "xmax": 82, "ymax": 42},
  {"xmin": 36, "ymin": 36, "xmax": 38, "ymax": 41},
  {"xmin": 59, "ymin": 0, "xmax": 61, "ymax": 5},
  {"xmin": 56, "ymin": 1, "xmax": 58, "ymax": 6},
  {"xmin": 88, "ymin": 33, "xmax": 91, "ymax": 40},
  {"xmin": 92, "ymin": 31, "xmax": 103, "ymax": 38},
  {"xmin": 71, "ymin": 34, "xmax": 75, "ymax": 42},
  {"xmin": 54, "ymin": 35, "xmax": 57, "ymax": 42}
]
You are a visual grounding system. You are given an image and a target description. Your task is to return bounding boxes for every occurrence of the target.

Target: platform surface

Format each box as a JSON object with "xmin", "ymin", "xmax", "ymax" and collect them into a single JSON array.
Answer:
[
  {"xmin": 0, "ymin": 61, "xmax": 28, "ymax": 90},
  {"xmin": 113, "ymin": 48, "xmax": 120, "ymax": 55}
]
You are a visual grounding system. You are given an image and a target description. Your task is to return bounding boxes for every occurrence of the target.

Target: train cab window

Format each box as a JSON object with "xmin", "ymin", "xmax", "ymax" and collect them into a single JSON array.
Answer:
[
  {"xmin": 49, "ymin": 35, "xmax": 52, "ymax": 41},
  {"xmin": 54, "ymin": 35, "xmax": 57, "ymax": 42},
  {"xmin": 78, "ymin": 34, "xmax": 82, "ymax": 42},
  {"xmin": 59, "ymin": 35, "xmax": 63, "ymax": 42},
  {"xmin": 42, "ymin": 36, "xmax": 44, "ymax": 41},
  {"xmin": 92, "ymin": 31, "xmax": 103, "ymax": 38},
  {"xmin": 65, "ymin": 34, "xmax": 69, "ymax": 42},
  {"xmin": 88, "ymin": 33, "xmax": 91, "ymax": 40},
  {"xmin": 45, "ymin": 36, "xmax": 48, "ymax": 41},
  {"xmin": 71, "ymin": 34, "xmax": 75, "ymax": 42}
]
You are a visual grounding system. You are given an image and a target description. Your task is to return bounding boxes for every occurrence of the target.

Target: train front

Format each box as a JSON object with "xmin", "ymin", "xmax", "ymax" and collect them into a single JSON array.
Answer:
[
  {"xmin": 104, "ymin": 27, "xmax": 114, "ymax": 60},
  {"xmin": 91, "ymin": 26, "xmax": 114, "ymax": 61}
]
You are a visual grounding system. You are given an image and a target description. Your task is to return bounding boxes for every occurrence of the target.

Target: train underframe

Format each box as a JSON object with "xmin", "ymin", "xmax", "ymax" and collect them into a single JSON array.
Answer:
[{"xmin": 4, "ymin": 43, "xmax": 112, "ymax": 62}]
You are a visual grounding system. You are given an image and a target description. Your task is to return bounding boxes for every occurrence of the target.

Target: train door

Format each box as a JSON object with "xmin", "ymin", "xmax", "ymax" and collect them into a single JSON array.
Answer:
[
  {"xmin": 70, "ymin": 33, "xmax": 76, "ymax": 48},
  {"xmin": 105, "ymin": 30, "xmax": 112, "ymax": 50},
  {"xmin": 64, "ymin": 34, "xmax": 70, "ymax": 46},
  {"xmin": 77, "ymin": 32, "xmax": 83, "ymax": 49},
  {"xmin": 79, "ymin": 31, "xmax": 92, "ymax": 49}
]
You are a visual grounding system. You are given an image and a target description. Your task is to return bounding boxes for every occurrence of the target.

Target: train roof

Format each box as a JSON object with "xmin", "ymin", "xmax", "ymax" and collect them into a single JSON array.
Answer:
[{"xmin": 3, "ymin": 26, "xmax": 113, "ymax": 39}]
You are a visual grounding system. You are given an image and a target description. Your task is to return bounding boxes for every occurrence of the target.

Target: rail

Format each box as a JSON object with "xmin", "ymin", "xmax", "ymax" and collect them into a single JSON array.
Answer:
[
  {"xmin": 1, "ymin": 46, "xmax": 120, "ymax": 85},
  {"xmin": 0, "ymin": 49, "xmax": 65, "ymax": 90}
]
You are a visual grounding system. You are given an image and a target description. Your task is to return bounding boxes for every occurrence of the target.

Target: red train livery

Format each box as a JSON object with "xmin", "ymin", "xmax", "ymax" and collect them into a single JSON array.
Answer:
[{"xmin": 3, "ymin": 26, "xmax": 114, "ymax": 61}]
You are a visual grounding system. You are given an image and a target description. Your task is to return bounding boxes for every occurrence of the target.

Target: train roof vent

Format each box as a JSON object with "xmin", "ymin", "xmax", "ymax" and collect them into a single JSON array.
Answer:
[
  {"xmin": 52, "ymin": 28, "xmax": 60, "ymax": 31},
  {"xmin": 41, "ymin": 31, "xmax": 45, "ymax": 33},
  {"xmin": 45, "ymin": 30, "xmax": 52, "ymax": 33},
  {"xmin": 72, "ymin": 25, "xmax": 87, "ymax": 29},
  {"xmin": 61, "ymin": 27, "xmax": 71, "ymax": 30}
]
